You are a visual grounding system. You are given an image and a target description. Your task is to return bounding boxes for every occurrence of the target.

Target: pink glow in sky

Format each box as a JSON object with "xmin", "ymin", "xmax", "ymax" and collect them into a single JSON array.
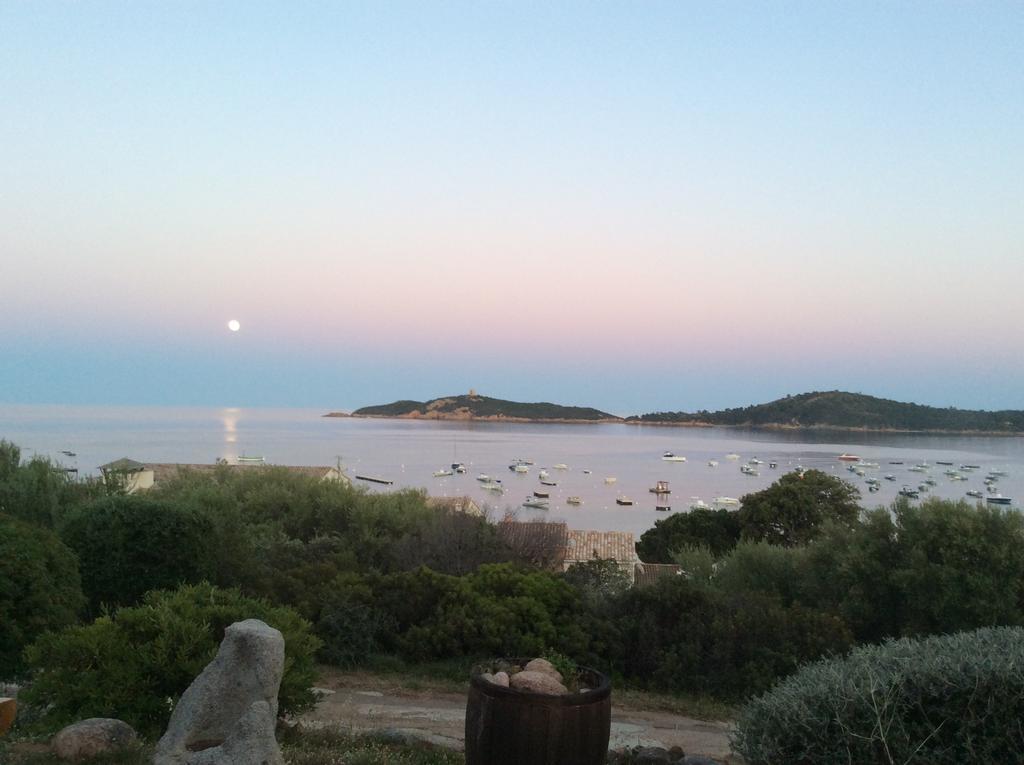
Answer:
[{"xmin": 2, "ymin": 3, "xmax": 1022, "ymax": 412}]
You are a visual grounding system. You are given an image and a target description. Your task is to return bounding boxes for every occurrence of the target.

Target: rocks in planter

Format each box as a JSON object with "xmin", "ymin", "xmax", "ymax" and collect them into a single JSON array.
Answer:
[
  {"xmin": 508, "ymin": 670, "xmax": 568, "ymax": 695},
  {"xmin": 523, "ymin": 658, "xmax": 563, "ymax": 682},
  {"xmin": 153, "ymin": 619, "xmax": 285, "ymax": 765},
  {"xmin": 51, "ymin": 718, "xmax": 137, "ymax": 761},
  {"xmin": 492, "ymin": 671, "xmax": 510, "ymax": 687}
]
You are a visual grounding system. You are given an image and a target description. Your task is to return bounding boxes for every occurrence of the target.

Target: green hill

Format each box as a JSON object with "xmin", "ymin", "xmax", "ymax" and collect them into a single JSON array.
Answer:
[
  {"xmin": 630, "ymin": 391, "xmax": 1024, "ymax": 433},
  {"xmin": 346, "ymin": 393, "xmax": 619, "ymax": 422}
]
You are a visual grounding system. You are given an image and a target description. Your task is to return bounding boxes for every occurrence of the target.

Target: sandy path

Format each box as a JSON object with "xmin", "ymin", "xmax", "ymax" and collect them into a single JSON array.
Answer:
[{"xmin": 297, "ymin": 674, "xmax": 739, "ymax": 763}]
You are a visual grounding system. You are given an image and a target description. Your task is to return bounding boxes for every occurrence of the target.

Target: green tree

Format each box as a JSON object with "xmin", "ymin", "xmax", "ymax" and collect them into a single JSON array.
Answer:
[
  {"xmin": 0, "ymin": 513, "xmax": 85, "ymax": 678},
  {"xmin": 738, "ymin": 470, "xmax": 860, "ymax": 546},
  {"xmin": 59, "ymin": 495, "xmax": 214, "ymax": 614},
  {"xmin": 636, "ymin": 507, "xmax": 742, "ymax": 562}
]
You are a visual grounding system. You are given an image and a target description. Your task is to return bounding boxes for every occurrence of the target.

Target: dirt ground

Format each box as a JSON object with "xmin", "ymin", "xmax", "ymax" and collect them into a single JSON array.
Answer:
[{"xmin": 297, "ymin": 670, "xmax": 740, "ymax": 763}]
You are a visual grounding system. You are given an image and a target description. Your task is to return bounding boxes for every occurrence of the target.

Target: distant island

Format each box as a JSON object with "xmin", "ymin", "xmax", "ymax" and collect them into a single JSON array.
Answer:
[
  {"xmin": 629, "ymin": 391, "xmax": 1024, "ymax": 434},
  {"xmin": 327, "ymin": 390, "xmax": 1024, "ymax": 434},
  {"xmin": 326, "ymin": 392, "xmax": 621, "ymax": 423}
]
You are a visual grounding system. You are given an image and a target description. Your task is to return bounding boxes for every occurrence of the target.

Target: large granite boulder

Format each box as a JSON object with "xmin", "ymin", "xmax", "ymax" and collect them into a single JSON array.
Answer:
[
  {"xmin": 153, "ymin": 619, "xmax": 285, "ymax": 765},
  {"xmin": 52, "ymin": 718, "xmax": 137, "ymax": 761}
]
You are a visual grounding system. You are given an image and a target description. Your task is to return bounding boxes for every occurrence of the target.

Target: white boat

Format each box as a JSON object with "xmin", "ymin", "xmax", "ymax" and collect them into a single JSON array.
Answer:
[
  {"xmin": 433, "ymin": 469, "xmax": 453, "ymax": 477},
  {"xmin": 713, "ymin": 496, "xmax": 740, "ymax": 507},
  {"xmin": 707, "ymin": 460, "xmax": 719, "ymax": 467},
  {"xmin": 480, "ymin": 481, "xmax": 504, "ymax": 493},
  {"xmin": 238, "ymin": 455, "xmax": 265, "ymax": 463},
  {"xmin": 553, "ymin": 463, "xmax": 569, "ymax": 470},
  {"xmin": 856, "ymin": 462, "xmax": 880, "ymax": 469},
  {"xmin": 837, "ymin": 454, "xmax": 861, "ymax": 462},
  {"xmin": 725, "ymin": 453, "xmax": 740, "ymax": 461},
  {"xmin": 662, "ymin": 452, "xmax": 687, "ymax": 462},
  {"xmin": 741, "ymin": 464, "xmax": 759, "ymax": 476},
  {"xmin": 522, "ymin": 496, "xmax": 549, "ymax": 509},
  {"xmin": 987, "ymin": 495, "xmax": 1013, "ymax": 505},
  {"xmin": 649, "ymin": 480, "xmax": 670, "ymax": 494},
  {"xmin": 476, "ymin": 474, "xmax": 490, "ymax": 482},
  {"xmin": 748, "ymin": 458, "xmax": 764, "ymax": 465},
  {"xmin": 566, "ymin": 496, "xmax": 583, "ymax": 505},
  {"xmin": 690, "ymin": 498, "xmax": 712, "ymax": 511},
  {"xmin": 582, "ymin": 469, "xmax": 592, "ymax": 474},
  {"xmin": 604, "ymin": 477, "xmax": 617, "ymax": 484},
  {"xmin": 513, "ymin": 463, "xmax": 529, "ymax": 474},
  {"xmin": 539, "ymin": 469, "xmax": 550, "ymax": 480},
  {"xmin": 966, "ymin": 490, "xmax": 984, "ymax": 499},
  {"xmin": 884, "ymin": 474, "xmax": 896, "ymax": 481}
]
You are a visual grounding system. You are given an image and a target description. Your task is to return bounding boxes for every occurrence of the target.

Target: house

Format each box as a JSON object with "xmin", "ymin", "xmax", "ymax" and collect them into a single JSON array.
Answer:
[
  {"xmin": 496, "ymin": 520, "xmax": 650, "ymax": 584},
  {"xmin": 425, "ymin": 495, "xmax": 483, "ymax": 516},
  {"xmin": 97, "ymin": 458, "xmax": 350, "ymax": 494},
  {"xmin": 632, "ymin": 562, "xmax": 683, "ymax": 587}
]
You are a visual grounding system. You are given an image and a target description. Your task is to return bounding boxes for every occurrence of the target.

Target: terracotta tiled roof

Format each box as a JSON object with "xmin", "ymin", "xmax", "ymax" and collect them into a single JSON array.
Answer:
[
  {"xmin": 633, "ymin": 562, "xmax": 683, "ymax": 587},
  {"xmin": 564, "ymin": 529, "xmax": 639, "ymax": 565},
  {"xmin": 142, "ymin": 463, "xmax": 343, "ymax": 484}
]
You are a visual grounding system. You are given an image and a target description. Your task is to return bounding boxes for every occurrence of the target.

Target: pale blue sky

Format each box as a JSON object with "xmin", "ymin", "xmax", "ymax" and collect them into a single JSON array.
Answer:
[{"xmin": 1, "ymin": 2, "xmax": 1022, "ymax": 413}]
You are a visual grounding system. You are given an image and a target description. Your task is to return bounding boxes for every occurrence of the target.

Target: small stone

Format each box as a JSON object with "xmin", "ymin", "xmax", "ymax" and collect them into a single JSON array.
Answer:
[
  {"xmin": 509, "ymin": 670, "xmax": 568, "ymax": 695},
  {"xmin": 51, "ymin": 718, "xmax": 137, "ymax": 761},
  {"xmin": 523, "ymin": 658, "xmax": 563, "ymax": 682},
  {"xmin": 492, "ymin": 671, "xmax": 510, "ymax": 687}
]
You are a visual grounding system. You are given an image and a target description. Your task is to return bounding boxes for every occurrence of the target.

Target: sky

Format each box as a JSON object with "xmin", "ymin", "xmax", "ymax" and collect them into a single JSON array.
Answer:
[{"xmin": 1, "ymin": 1, "xmax": 1022, "ymax": 416}]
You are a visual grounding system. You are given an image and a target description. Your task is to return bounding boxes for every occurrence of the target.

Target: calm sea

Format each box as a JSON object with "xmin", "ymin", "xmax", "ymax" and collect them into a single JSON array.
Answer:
[{"xmin": 2, "ymin": 404, "xmax": 1022, "ymax": 536}]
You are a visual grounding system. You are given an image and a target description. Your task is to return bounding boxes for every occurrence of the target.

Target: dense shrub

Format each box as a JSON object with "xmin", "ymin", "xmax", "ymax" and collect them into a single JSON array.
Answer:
[
  {"xmin": 59, "ymin": 495, "xmax": 215, "ymax": 613},
  {"xmin": 0, "ymin": 514, "xmax": 85, "ymax": 678},
  {"xmin": 713, "ymin": 540, "xmax": 806, "ymax": 606},
  {"xmin": 0, "ymin": 441, "xmax": 96, "ymax": 528},
  {"xmin": 734, "ymin": 627, "xmax": 1024, "ymax": 764},
  {"xmin": 800, "ymin": 499, "xmax": 1024, "ymax": 642},
  {"xmin": 22, "ymin": 583, "xmax": 320, "ymax": 736},
  {"xmin": 610, "ymin": 576, "xmax": 851, "ymax": 700}
]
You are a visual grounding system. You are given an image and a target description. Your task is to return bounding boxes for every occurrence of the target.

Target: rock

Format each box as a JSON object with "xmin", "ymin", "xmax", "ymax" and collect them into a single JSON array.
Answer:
[
  {"xmin": 508, "ymin": 670, "xmax": 568, "ymax": 695},
  {"xmin": 51, "ymin": 718, "xmax": 137, "ymax": 761},
  {"xmin": 492, "ymin": 671, "xmax": 510, "ymax": 687},
  {"xmin": 633, "ymin": 746, "xmax": 678, "ymax": 764},
  {"xmin": 480, "ymin": 673, "xmax": 496, "ymax": 685},
  {"xmin": 523, "ymin": 658, "xmax": 563, "ymax": 682},
  {"xmin": 153, "ymin": 619, "xmax": 285, "ymax": 765}
]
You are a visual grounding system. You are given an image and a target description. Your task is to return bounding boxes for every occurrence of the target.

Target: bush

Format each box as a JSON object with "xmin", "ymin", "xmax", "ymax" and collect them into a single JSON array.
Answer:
[
  {"xmin": 22, "ymin": 582, "xmax": 320, "ymax": 736},
  {"xmin": 59, "ymin": 495, "xmax": 215, "ymax": 613},
  {"xmin": 733, "ymin": 626, "xmax": 1024, "ymax": 764},
  {"xmin": 0, "ymin": 513, "xmax": 85, "ymax": 678},
  {"xmin": 610, "ymin": 576, "xmax": 851, "ymax": 700},
  {"xmin": 800, "ymin": 499, "xmax": 1024, "ymax": 642}
]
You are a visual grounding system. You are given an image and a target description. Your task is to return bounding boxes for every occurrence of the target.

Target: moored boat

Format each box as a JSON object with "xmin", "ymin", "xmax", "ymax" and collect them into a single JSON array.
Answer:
[
  {"xmin": 662, "ymin": 452, "xmax": 687, "ymax": 462},
  {"xmin": 837, "ymin": 453, "xmax": 861, "ymax": 461},
  {"xmin": 566, "ymin": 496, "xmax": 583, "ymax": 505},
  {"xmin": 615, "ymin": 497, "xmax": 634, "ymax": 506},
  {"xmin": 522, "ymin": 496, "xmax": 549, "ymax": 509},
  {"xmin": 987, "ymin": 495, "xmax": 1013, "ymax": 505},
  {"xmin": 649, "ymin": 480, "xmax": 670, "ymax": 494}
]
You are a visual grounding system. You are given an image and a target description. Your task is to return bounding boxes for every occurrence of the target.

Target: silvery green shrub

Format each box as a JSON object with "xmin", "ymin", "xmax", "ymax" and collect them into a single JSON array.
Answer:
[{"xmin": 733, "ymin": 626, "xmax": 1024, "ymax": 764}]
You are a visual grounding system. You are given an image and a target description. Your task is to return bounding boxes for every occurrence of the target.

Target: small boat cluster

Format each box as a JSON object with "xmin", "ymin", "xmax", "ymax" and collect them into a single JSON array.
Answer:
[{"xmin": 839, "ymin": 455, "xmax": 1013, "ymax": 506}]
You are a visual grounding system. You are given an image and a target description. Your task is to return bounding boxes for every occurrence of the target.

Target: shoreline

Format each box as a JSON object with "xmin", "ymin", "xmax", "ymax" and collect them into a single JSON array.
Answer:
[{"xmin": 323, "ymin": 412, "xmax": 1023, "ymax": 436}]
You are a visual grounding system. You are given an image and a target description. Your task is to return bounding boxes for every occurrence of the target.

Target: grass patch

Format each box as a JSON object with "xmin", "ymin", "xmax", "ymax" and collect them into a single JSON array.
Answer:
[
  {"xmin": 612, "ymin": 686, "xmax": 734, "ymax": 721},
  {"xmin": 0, "ymin": 728, "xmax": 464, "ymax": 765}
]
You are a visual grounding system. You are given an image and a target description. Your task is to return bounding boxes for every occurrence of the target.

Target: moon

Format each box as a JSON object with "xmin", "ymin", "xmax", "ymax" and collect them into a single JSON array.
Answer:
[{"xmin": 227, "ymin": 319, "xmax": 241, "ymax": 332}]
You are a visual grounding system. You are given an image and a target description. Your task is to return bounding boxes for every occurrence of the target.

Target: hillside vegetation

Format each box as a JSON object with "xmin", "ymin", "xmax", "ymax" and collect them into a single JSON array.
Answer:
[
  {"xmin": 631, "ymin": 391, "xmax": 1024, "ymax": 432},
  {"xmin": 347, "ymin": 394, "xmax": 619, "ymax": 422}
]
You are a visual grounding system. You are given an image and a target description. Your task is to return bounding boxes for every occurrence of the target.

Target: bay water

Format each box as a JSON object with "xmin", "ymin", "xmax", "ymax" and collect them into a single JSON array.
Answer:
[{"xmin": 2, "ymin": 404, "xmax": 1022, "ymax": 536}]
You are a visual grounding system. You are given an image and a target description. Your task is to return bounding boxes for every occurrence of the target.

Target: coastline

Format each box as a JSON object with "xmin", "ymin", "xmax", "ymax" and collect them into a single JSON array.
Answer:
[{"xmin": 324, "ymin": 411, "xmax": 1023, "ymax": 436}]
